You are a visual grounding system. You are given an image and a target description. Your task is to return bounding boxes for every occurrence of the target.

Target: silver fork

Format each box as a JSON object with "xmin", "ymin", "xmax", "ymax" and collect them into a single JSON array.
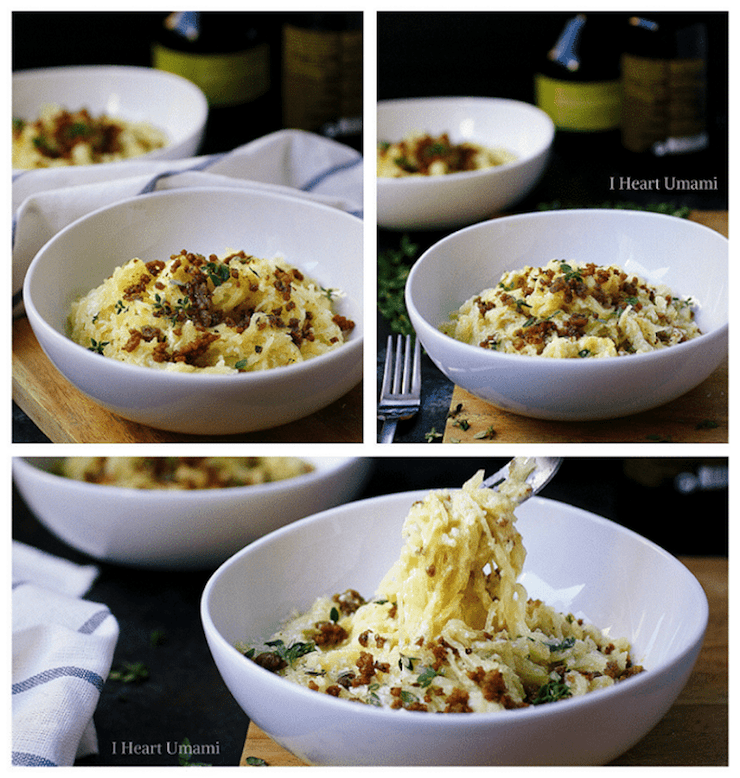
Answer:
[
  {"xmin": 378, "ymin": 334, "xmax": 421, "ymax": 444},
  {"xmin": 482, "ymin": 457, "xmax": 563, "ymax": 502}
]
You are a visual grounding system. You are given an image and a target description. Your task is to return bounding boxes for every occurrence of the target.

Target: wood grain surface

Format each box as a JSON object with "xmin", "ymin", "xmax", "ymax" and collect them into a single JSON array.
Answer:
[
  {"xmin": 12, "ymin": 316, "xmax": 362, "ymax": 443},
  {"xmin": 239, "ymin": 556, "xmax": 727, "ymax": 767},
  {"xmin": 442, "ymin": 210, "xmax": 728, "ymax": 444},
  {"xmin": 443, "ymin": 357, "xmax": 727, "ymax": 444}
]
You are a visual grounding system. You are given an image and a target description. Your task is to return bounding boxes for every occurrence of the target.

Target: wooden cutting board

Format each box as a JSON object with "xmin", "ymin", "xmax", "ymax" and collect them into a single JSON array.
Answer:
[
  {"xmin": 238, "ymin": 556, "xmax": 727, "ymax": 767},
  {"xmin": 12, "ymin": 316, "xmax": 362, "ymax": 443},
  {"xmin": 443, "ymin": 210, "xmax": 728, "ymax": 444}
]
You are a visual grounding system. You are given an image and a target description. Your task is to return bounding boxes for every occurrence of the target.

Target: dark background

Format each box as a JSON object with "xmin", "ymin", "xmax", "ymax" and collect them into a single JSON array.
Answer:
[
  {"xmin": 11, "ymin": 11, "xmax": 354, "ymax": 156},
  {"xmin": 13, "ymin": 456, "xmax": 727, "ymax": 765},
  {"xmin": 377, "ymin": 11, "xmax": 728, "ymax": 176}
]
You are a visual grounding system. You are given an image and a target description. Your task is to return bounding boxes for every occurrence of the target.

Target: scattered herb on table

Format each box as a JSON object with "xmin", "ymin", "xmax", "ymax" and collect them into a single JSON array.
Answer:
[
  {"xmin": 696, "ymin": 419, "xmax": 719, "ymax": 430},
  {"xmin": 149, "ymin": 629, "xmax": 167, "ymax": 647},
  {"xmin": 109, "ymin": 661, "xmax": 149, "ymax": 683},
  {"xmin": 646, "ymin": 433, "xmax": 673, "ymax": 443},
  {"xmin": 473, "ymin": 426, "xmax": 497, "ymax": 440},
  {"xmin": 244, "ymin": 756, "xmax": 268, "ymax": 766},
  {"xmin": 448, "ymin": 402, "xmax": 464, "ymax": 419},
  {"xmin": 536, "ymin": 200, "xmax": 692, "ymax": 218},
  {"xmin": 177, "ymin": 738, "xmax": 212, "ymax": 767},
  {"xmin": 378, "ymin": 234, "xmax": 420, "ymax": 335}
]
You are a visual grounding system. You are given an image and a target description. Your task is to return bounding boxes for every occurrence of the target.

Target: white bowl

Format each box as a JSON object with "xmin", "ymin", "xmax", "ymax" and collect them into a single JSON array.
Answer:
[
  {"xmin": 12, "ymin": 65, "xmax": 208, "ymax": 172},
  {"xmin": 406, "ymin": 209, "xmax": 728, "ymax": 421},
  {"xmin": 201, "ymin": 489, "xmax": 707, "ymax": 766},
  {"xmin": 13, "ymin": 456, "xmax": 371, "ymax": 570},
  {"xmin": 377, "ymin": 97, "xmax": 554, "ymax": 231},
  {"xmin": 22, "ymin": 186, "xmax": 363, "ymax": 435}
]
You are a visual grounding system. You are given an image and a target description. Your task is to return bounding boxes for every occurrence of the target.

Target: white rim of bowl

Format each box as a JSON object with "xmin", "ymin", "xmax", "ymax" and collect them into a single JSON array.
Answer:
[{"xmin": 22, "ymin": 187, "xmax": 364, "ymax": 383}]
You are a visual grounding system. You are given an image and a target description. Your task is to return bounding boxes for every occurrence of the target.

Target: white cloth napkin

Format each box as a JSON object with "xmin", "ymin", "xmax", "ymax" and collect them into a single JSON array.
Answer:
[
  {"xmin": 12, "ymin": 128, "xmax": 364, "ymax": 303},
  {"xmin": 12, "ymin": 541, "xmax": 119, "ymax": 766}
]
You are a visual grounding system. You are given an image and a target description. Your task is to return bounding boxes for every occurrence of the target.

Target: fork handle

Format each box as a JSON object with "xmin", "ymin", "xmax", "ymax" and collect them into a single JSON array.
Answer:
[{"xmin": 379, "ymin": 418, "xmax": 399, "ymax": 444}]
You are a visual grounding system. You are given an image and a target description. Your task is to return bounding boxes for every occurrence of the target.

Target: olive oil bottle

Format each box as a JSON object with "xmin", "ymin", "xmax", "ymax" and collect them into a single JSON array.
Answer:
[
  {"xmin": 535, "ymin": 13, "xmax": 622, "ymax": 139},
  {"xmin": 151, "ymin": 11, "xmax": 279, "ymax": 153}
]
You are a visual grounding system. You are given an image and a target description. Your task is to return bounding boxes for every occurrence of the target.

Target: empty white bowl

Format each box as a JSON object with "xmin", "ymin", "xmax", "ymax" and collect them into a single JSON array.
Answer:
[
  {"xmin": 12, "ymin": 65, "xmax": 208, "ymax": 172},
  {"xmin": 13, "ymin": 456, "xmax": 371, "ymax": 570},
  {"xmin": 22, "ymin": 186, "xmax": 363, "ymax": 435},
  {"xmin": 377, "ymin": 97, "xmax": 554, "ymax": 230},
  {"xmin": 201, "ymin": 488, "xmax": 707, "ymax": 765},
  {"xmin": 406, "ymin": 209, "xmax": 728, "ymax": 421}
]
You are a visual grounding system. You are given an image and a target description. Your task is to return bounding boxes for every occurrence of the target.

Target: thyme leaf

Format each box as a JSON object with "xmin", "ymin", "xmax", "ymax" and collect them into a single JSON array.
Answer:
[
  {"xmin": 424, "ymin": 427, "xmax": 443, "ymax": 442},
  {"xmin": 88, "ymin": 338, "xmax": 109, "ymax": 355},
  {"xmin": 263, "ymin": 639, "xmax": 317, "ymax": 668},
  {"xmin": 416, "ymin": 666, "xmax": 444, "ymax": 687},
  {"xmin": 204, "ymin": 261, "xmax": 231, "ymax": 287},
  {"xmin": 531, "ymin": 677, "xmax": 571, "ymax": 705}
]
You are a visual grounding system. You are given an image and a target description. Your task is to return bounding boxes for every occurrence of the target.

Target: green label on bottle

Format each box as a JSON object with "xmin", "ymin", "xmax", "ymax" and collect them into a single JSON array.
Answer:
[
  {"xmin": 535, "ymin": 73, "xmax": 621, "ymax": 132},
  {"xmin": 152, "ymin": 43, "xmax": 270, "ymax": 107}
]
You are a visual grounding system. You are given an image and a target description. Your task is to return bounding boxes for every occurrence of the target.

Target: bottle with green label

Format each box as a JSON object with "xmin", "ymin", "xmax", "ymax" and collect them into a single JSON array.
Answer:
[
  {"xmin": 535, "ymin": 13, "xmax": 622, "ymax": 140},
  {"xmin": 151, "ymin": 11, "xmax": 279, "ymax": 153}
]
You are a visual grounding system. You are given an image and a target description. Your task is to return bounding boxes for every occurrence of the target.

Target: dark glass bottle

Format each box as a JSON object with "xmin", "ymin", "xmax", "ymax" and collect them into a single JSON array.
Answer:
[
  {"xmin": 281, "ymin": 12, "xmax": 362, "ymax": 150},
  {"xmin": 535, "ymin": 13, "xmax": 623, "ymax": 140},
  {"xmin": 151, "ymin": 11, "xmax": 279, "ymax": 153},
  {"xmin": 621, "ymin": 14, "xmax": 708, "ymax": 157}
]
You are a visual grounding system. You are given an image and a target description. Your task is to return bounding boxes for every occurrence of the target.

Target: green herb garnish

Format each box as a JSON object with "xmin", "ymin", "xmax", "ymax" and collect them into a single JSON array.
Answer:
[
  {"xmin": 531, "ymin": 677, "xmax": 572, "ymax": 705},
  {"xmin": 559, "ymin": 263, "xmax": 583, "ymax": 282},
  {"xmin": 399, "ymin": 690, "xmax": 420, "ymax": 706},
  {"xmin": 88, "ymin": 337, "xmax": 109, "ymax": 354},
  {"xmin": 177, "ymin": 738, "xmax": 212, "ymax": 766},
  {"xmin": 696, "ymin": 419, "xmax": 719, "ymax": 430},
  {"xmin": 547, "ymin": 637, "xmax": 576, "ymax": 652},
  {"xmin": 109, "ymin": 661, "xmax": 149, "ymax": 683},
  {"xmin": 416, "ymin": 666, "xmax": 444, "ymax": 687},
  {"xmin": 204, "ymin": 261, "xmax": 231, "ymax": 287},
  {"xmin": 263, "ymin": 639, "xmax": 317, "ymax": 668},
  {"xmin": 378, "ymin": 234, "xmax": 419, "ymax": 335},
  {"xmin": 244, "ymin": 756, "xmax": 268, "ymax": 766}
]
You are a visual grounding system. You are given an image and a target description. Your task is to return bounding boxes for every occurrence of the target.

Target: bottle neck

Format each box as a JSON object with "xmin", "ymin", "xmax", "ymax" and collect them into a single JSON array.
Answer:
[{"xmin": 548, "ymin": 13, "xmax": 586, "ymax": 72}]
